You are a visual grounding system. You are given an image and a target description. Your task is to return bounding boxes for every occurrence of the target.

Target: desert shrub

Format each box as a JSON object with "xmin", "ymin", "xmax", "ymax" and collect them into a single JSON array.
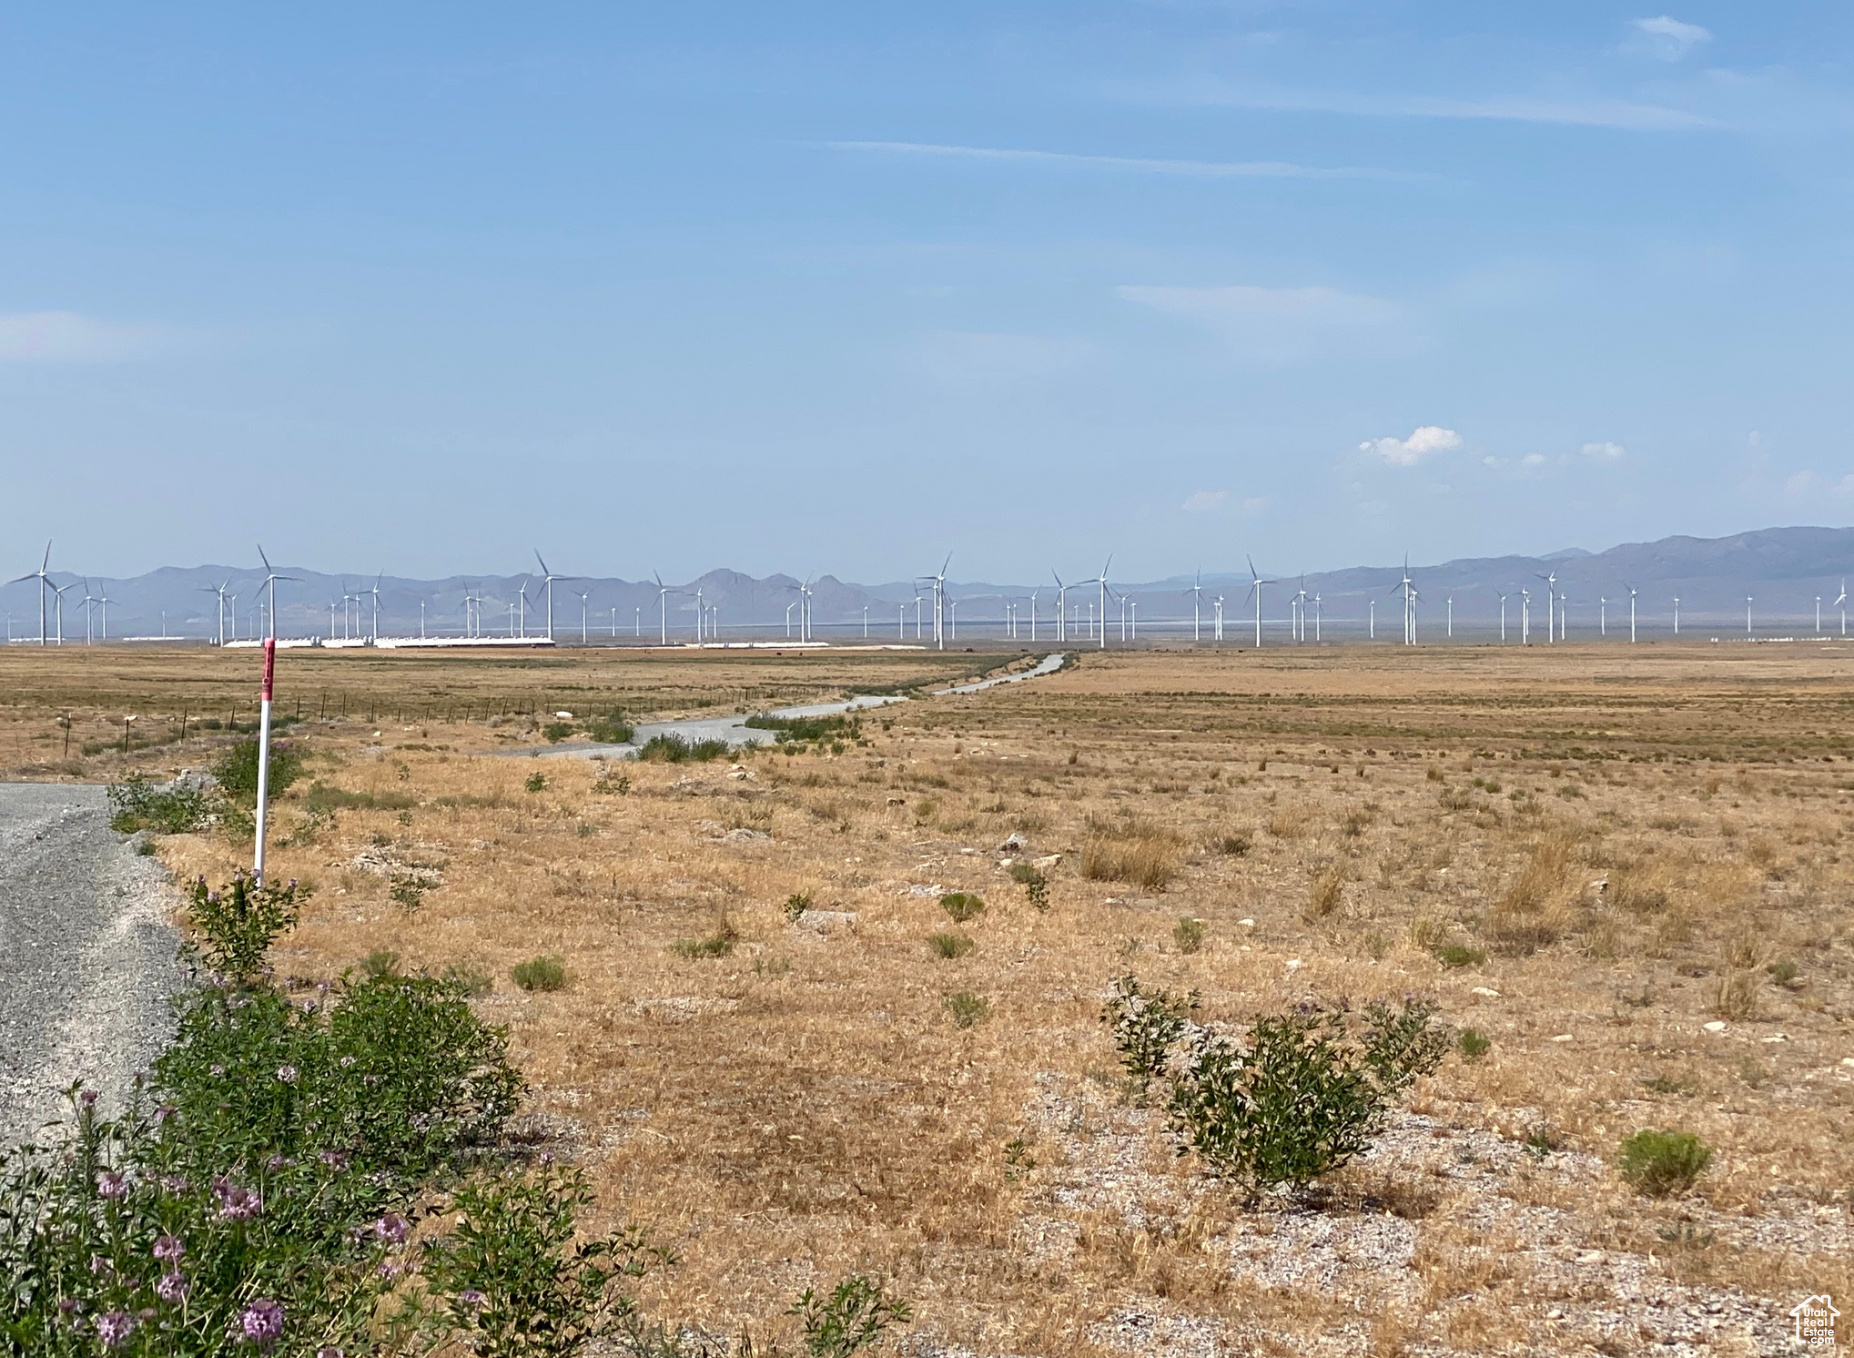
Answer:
[
  {"xmin": 512, "ymin": 955, "xmax": 569, "ymax": 992},
  {"xmin": 443, "ymin": 963, "xmax": 494, "ymax": 998},
  {"xmin": 1618, "ymin": 1129, "xmax": 1712, "ymax": 1197},
  {"xmin": 304, "ymin": 781, "xmax": 417, "ymax": 812},
  {"xmin": 1165, "ymin": 998, "xmax": 1448, "ymax": 1194},
  {"xmin": 156, "ymin": 972, "xmax": 523, "ymax": 1179},
  {"xmin": 1488, "ymin": 832, "xmax": 1575, "ymax": 954},
  {"xmin": 783, "ymin": 892, "xmax": 814, "ymax": 923},
  {"xmin": 1081, "ymin": 819, "xmax": 1184, "ymax": 890},
  {"xmin": 637, "ymin": 735, "xmax": 731, "ymax": 763},
  {"xmin": 420, "ymin": 1161, "xmax": 668, "ymax": 1358},
  {"xmin": 1609, "ymin": 865, "xmax": 1669, "ymax": 915},
  {"xmin": 1215, "ymin": 833, "xmax": 1252, "ymax": 857},
  {"xmin": 1102, "ymin": 974, "xmax": 1199, "ymax": 1096},
  {"xmin": 944, "ymin": 991, "xmax": 989, "ymax": 1029},
  {"xmin": 1173, "ymin": 917, "xmax": 1207, "ymax": 954},
  {"xmin": 363, "ymin": 948, "xmax": 401, "ymax": 978},
  {"xmin": 927, "ymin": 932, "xmax": 973, "ymax": 959},
  {"xmin": 107, "ymin": 774, "xmax": 215, "ymax": 834},
  {"xmin": 789, "ymin": 1274, "xmax": 912, "ymax": 1358},
  {"xmin": 542, "ymin": 722, "xmax": 574, "ymax": 744},
  {"xmin": 390, "ymin": 875, "xmax": 428, "ymax": 910},
  {"xmin": 1305, "ymin": 866, "xmax": 1346, "ymax": 920},
  {"xmin": 1007, "ymin": 861, "xmax": 1050, "ymax": 910},
  {"xmin": 584, "ymin": 714, "xmax": 635, "ymax": 744},
  {"xmin": 939, "ymin": 891, "xmax": 986, "ymax": 923},
  {"xmin": 525, "ymin": 772, "xmax": 548, "ymax": 793},
  {"xmin": 1435, "ymin": 943, "xmax": 1485, "ymax": 969},
  {"xmin": 672, "ymin": 923, "xmax": 739, "ymax": 960},
  {"xmin": 745, "ymin": 713, "xmax": 860, "ymax": 745},
  {"xmin": 185, "ymin": 871, "xmax": 305, "ymax": 981},
  {"xmin": 211, "ymin": 737, "xmax": 304, "ymax": 801},
  {"xmin": 1767, "ymin": 958, "xmax": 1801, "ymax": 988},
  {"xmin": 1457, "ymin": 1027, "xmax": 1492, "ymax": 1060}
]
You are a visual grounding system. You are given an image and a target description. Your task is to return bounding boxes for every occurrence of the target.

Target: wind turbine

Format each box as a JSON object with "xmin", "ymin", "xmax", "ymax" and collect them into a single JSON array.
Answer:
[
  {"xmin": 1213, "ymin": 593, "xmax": 1224, "ymax": 642},
  {"xmin": 1244, "ymin": 556, "xmax": 1269, "ymax": 647},
  {"xmin": 917, "ymin": 555, "xmax": 951, "ymax": 650},
  {"xmin": 1497, "ymin": 592, "xmax": 1508, "ymax": 643},
  {"xmin": 1746, "ymin": 596, "xmax": 1754, "ymax": 637},
  {"xmin": 1599, "ymin": 596, "xmax": 1607, "ymax": 637},
  {"xmin": 1390, "ymin": 558, "xmax": 1418, "ymax": 646},
  {"xmin": 1838, "ymin": 581, "xmax": 1847, "ymax": 637},
  {"xmin": 255, "ymin": 545, "xmax": 298, "ymax": 641},
  {"xmin": 207, "ymin": 581, "xmax": 232, "ymax": 646},
  {"xmin": 1312, "ymin": 593, "xmax": 1322, "ymax": 642},
  {"xmin": 1627, "ymin": 585, "xmax": 1638, "ymax": 644},
  {"xmin": 1535, "ymin": 569, "xmax": 1558, "ymax": 645},
  {"xmin": 576, "ymin": 590, "xmax": 591, "ymax": 643},
  {"xmin": 1187, "ymin": 570, "xmax": 1204, "ymax": 642},
  {"xmin": 368, "ymin": 574, "xmax": 384, "ymax": 641},
  {"xmin": 94, "ymin": 581, "xmax": 109, "ymax": 642},
  {"xmin": 534, "ymin": 551, "xmax": 565, "ymax": 641},
  {"xmin": 653, "ymin": 572, "xmax": 672, "ymax": 644},
  {"xmin": 1076, "ymin": 557, "xmax": 1114, "ymax": 649},
  {"xmin": 1292, "ymin": 578, "xmax": 1310, "ymax": 642},
  {"xmin": 10, "ymin": 542, "xmax": 54, "ymax": 645},
  {"xmin": 1520, "ymin": 588, "xmax": 1530, "ymax": 644},
  {"xmin": 1446, "ymin": 594, "xmax": 1453, "ymax": 640},
  {"xmin": 1051, "ymin": 571, "xmax": 1068, "ymax": 643},
  {"xmin": 1816, "ymin": 594, "xmax": 1823, "ymax": 635},
  {"xmin": 1673, "ymin": 596, "xmax": 1680, "ymax": 636},
  {"xmin": 1029, "ymin": 589, "xmax": 1038, "ymax": 642}
]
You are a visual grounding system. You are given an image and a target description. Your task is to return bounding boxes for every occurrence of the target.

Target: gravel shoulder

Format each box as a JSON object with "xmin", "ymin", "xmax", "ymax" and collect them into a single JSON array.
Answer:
[{"xmin": 0, "ymin": 783, "xmax": 183, "ymax": 1146}]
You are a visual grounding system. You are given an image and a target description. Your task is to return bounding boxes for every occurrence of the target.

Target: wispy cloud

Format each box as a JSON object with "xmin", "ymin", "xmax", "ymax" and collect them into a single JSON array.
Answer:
[
  {"xmin": 1631, "ymin": 16, "xmax": 1712, "ymax": 62},
  {"xmin": 1581, "ymin": 440, "xmax": 1626, "ymax": 460},
  {"xmin": 1118, "ymin": 283, "xmax": 1403, "ymax": 365},
  {"xmin": 1139, "ymin": 81, "xmax": 1717, "ymax": 131},
  {"xmin": 1182, "ymin": 489, "xmax": 1228, "ymax": 514},
  {"xmin": 0, "ymin": 311, "xmax": 172, "ymax": 362},
  {"xmin": 823, "ymin": 140, "xmax": 1413, "ymax": 181},
  {"xmin": 1360, "ymin": 426, "xmax": 1461, "ymax": 467}
]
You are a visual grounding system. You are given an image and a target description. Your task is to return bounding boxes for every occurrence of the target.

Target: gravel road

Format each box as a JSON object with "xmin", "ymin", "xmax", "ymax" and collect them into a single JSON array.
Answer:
[{"xmin": 0, "ymin": 784, "xmax": 182, "ymax": 1147}]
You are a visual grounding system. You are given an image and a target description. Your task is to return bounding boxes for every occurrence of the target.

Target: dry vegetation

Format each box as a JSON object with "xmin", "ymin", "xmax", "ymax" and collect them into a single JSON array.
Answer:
[{"xmin": 8, "ymin": 639, "xmax": 1854, "ymax": 1354}]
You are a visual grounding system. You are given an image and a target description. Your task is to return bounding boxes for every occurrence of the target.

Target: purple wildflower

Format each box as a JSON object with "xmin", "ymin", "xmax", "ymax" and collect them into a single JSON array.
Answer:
[
  {"xmin": 95, "ymin": 1311, "xmax": 135, "ymax": 1348},
  {"xmin": 212, "ymin": 1176, "xmax": 262, "ymax": 1221},
  {"xmin": 153, "ymin": 1234, "xmax": 185, "ymax": 1262},
  {"xmin": 374, "ymin": 1213, "xmax": 409, "ymax": 1245},
  {"xmin": 238, "ymin": 1298, "xmax": 284, "ymax": 1348},
  {"xmin": 97, "ymin": 1171, "xmax": 128, "ymax": 1199},
  {"xmin": 275, "ymin": 1064, "xmax": 298, "ymax": 1085},
  {"xmin": 156, "ymin": 1271, "xmax": 189, "ymax": 1304},
  {"xmin": 79, "ymin": 1090, "xmax": 99, "ymax": 1108},
  {"xmin": 458, "ymin": 1289, "xmax": 487, "ymax": 1310},
  {"xmin": 153, "ymin": 1104, "xmax": 177, "ymax": 1125},
  {"xmin": 209, "ymin": 1064, "xmax": 225, "ymax": 1077}
]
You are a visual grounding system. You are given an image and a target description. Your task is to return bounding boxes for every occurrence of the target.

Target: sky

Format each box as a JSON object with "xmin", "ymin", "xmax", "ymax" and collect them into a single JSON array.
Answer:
[{"xmin": 2, "ymin": 2, "xmax": 1851, "ymax": 584}]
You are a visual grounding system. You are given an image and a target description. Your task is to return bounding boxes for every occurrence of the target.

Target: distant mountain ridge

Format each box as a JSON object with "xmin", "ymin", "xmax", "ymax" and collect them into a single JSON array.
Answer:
[{"xmin": 5, "ymin": 525, "xmax": 1853, "ymax": 641}]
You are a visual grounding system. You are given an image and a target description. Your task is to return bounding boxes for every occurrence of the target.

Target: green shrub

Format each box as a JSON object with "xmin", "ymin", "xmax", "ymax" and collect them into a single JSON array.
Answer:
[
  {"xmin": 944, "ymin": 991, "xmax": 989, "ymax": 1029},
  {"xmin": 1767, "ymin": 958, "xmax": 1801, "ymax": 988},
  {"xmin": 637, "ymin": 735, "xmax": 731, "ymax": 763},
  {"xmin": 745, "ymin": 713, "xmax": 860, "ymax": 745},
  {"xmin": 1435, "ymin": 943, "xmax": 1486, "ymax": 969},
  {"xmin": 1165, "ymin": 998, "xmax": 1448, "ymax": 1194},
  {"xmin": 420, "ymin": 1161, "xmax": 668, "ymax": 1358},
  {"xmin": 107, "ymin": 774, "xmax": 214, "ymax": 833},
  {"xmin": 585, "ymin": 714, "xmax": 635, "ymax": 744},
  {"xmin": 442, "ymin": 963, "xmax": 494, "ymax": 998},
  {"xmin": 1216, "ymin": 833, "xmax": 1252, "ymax": 857},
  {"xmin": 511, "ymin": 955, "xmax": 569, "ymax": 992},
  {"xmin": 525, "ymin": 772, "xmax": 548, "ymax": 793},
  {"xmin": 1618, "ymin": 1129, "xmax": 1712, "ymax": 1196},
  {"xmin": 1457, "ymin": 1027, "xmax": 1492, "ymax": 1060},
  {"xmin": 186, "ymin": 871, "xmax": 305, "ymax": 981},
  {"xmin": 939, "ymin": 891, "xmax": 986, "ymax": 924},
  {"xmin": 1008, "ymin": 862, "xmax": 1050, "ymax": 910},
  {"xmin": 211, "ymin": 736, "xmax": 304, "ymax": 801},
  {"xmin": 783, "ymin": 892, "xmax": 814, "ymax": 923},
  {"xmin": 672, "ymin": 924, "xmax": 739, "ymax": 960},
  {"xmin": 542, "ymin": 722, "xmax": 574, "ymax": 744},
  {"xmin": 927, "ymin": 932, "xmax": 974, "ymax": 959},
  {"xmin": 363, "ymin": 948, "xmax": 401, "ymax": 978},
  {"xmin": 1102, "ymin": 974, "xmax": 1198, "ymax": 1096},
  {"xmin": 1173, "ymin": 917, "xmax": 1207, "ymax": 954},
  {"xmin": 303, "ymin": 780, "xmax": 417, "ymax": 812},
  {"xmin": 789, "ymin": 1274, "xmax": 912, "ymax": 1358}
]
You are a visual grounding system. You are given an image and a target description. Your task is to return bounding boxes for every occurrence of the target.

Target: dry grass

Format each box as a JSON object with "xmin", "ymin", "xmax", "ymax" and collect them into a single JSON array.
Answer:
[{"xmin": 10, "ymin": 640, "xmax": 1854, "ymax": 1351}]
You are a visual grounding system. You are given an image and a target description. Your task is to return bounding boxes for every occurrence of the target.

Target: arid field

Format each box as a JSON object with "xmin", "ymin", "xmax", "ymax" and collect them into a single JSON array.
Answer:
[{"xmin": 6, "ymin": 640, "xmax": 1852, "ymax": 1355}]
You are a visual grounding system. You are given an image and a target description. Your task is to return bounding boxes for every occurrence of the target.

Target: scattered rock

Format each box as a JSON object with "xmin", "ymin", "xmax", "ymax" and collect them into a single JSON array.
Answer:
[
  {"xmin": 794, "ymin": 909, "xmax": 857, "ymax": 935},
  {"xmin": 1471, "ymin": 986, "xmax": 1501, "ymax": 998},
  {"xmin": 1549, "ymin": 1033, "xmax": 1574, "ymax": 1042},
  {"xmin": 1703, "ymin": 1020, "xmax": 1727, "ymax": 1033},
  {"xmin": 721, "ymin": 827, "xmax": 770, "ymax": 843},
  {"xmin": 1000, "ymin": 831, "xmax": 1028, "ymax": 852},
  {"xmin": 1237, "ymin": 918, "xmax": 1255, "ymax": 927}
]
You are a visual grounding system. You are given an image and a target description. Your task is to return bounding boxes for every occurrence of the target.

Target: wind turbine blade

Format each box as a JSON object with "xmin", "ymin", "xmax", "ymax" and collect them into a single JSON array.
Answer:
[
  {"xmin": 1246, "ymin": 554, "xmax": 1258, "ymax": 581},
  {"xmin": 257, "ymin": 544, "xmax": 274, "ymax": 573},
  {"xmin": 534, "ymin": 550, "xmax": 552, "ymax": 577}
]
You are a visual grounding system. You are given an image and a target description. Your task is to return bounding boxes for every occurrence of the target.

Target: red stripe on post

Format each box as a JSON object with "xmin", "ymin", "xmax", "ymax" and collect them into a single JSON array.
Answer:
[{"xmin": 262, "ymin": 638, "xmax": 276, "ymax": 701}]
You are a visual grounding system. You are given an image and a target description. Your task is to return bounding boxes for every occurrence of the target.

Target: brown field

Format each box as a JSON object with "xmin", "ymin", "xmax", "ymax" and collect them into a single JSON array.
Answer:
[{"xmin": 9, "ymin": 640, "xmax": 1854, "ymax": 1354}]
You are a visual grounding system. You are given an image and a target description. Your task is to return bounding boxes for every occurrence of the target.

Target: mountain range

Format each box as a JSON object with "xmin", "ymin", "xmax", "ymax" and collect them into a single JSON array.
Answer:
[{"xmin": 5, "ymin": 526, "xmax": 1854, "ymax": 643}]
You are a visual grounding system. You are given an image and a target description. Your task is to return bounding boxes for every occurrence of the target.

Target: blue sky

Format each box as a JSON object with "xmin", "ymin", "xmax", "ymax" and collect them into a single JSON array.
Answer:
[{"xmin": 2, "ymin": 3, "xmax": 1850, "ymax": 582}]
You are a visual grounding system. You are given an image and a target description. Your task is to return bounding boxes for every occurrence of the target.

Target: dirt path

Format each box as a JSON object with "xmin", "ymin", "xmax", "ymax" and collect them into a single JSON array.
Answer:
[{"xmin": 0, "ymin": 784, "xmax": 182, "ymax": 1146}]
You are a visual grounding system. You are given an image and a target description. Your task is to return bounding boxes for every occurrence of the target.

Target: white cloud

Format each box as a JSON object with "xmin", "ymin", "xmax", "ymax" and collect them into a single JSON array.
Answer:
[
  {"xmin": 0, "ymin": 311, "xmax": 169, "ymax": 362},
  {"xmin": 823, "ymin": 140, "xmax": 1414, "ymax": 182},
  {"xmin": 1783, "ymin": 470, "xmax": 1854, "ymax": 500},
  {"xmin": 1581, "ymin": 441, "xmax": 1626, "ymax": 459},
  {"xmin": 1117, "ymin": 283, "xmax": 1400, "ymax": 365},
  {"xmin": 1632, "ymin": 16, "xmax": 1712, "ymax": 61},
  {"xmin": 1521, "ymin": 453, "xmax": 1547, "ymax": 467},
  {"xmin": 1359, "ymin": 425, "xmax": 1461, "ymax": 467},
  {"xmin": 1135, "ymin": 79, "xmax": 1716, "ymax": 131},
  {"xmin": 1182, "ymin": 489, "xmax": 1228, "ymax": 514}
]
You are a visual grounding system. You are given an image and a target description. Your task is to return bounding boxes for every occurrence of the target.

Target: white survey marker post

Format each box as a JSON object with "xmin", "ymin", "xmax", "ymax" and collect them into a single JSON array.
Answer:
[{"xmin": 253, "ymin": 637, "xmax": 276, "ymax": 884}]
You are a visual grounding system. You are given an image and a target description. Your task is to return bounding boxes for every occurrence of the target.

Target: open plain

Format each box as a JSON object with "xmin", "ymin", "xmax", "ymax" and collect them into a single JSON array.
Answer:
[{"xmin": 4, "ymin": 640, "xmax": 1852, "ymax": 1355}]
